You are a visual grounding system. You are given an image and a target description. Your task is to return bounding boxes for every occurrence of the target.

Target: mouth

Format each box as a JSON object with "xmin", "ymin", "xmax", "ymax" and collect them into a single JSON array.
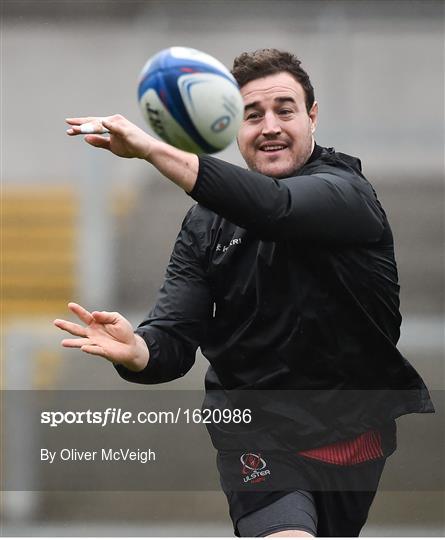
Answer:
[{"xmin": 258, "ymin": 142, "xmax": 288, "ymax": 154}]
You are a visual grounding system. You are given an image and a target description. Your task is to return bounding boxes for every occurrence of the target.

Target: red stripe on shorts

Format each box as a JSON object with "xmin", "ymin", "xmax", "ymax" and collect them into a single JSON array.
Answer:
[{"xmin": 297, "ymin": 430, "xmax": 383, "ymax": 465}]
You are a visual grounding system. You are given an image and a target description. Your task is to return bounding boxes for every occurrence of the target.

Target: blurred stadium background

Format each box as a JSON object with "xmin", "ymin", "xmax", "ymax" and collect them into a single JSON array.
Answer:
[{"xmin": 1, "ymin": 0, "xmax": 443, "ymax": 536}]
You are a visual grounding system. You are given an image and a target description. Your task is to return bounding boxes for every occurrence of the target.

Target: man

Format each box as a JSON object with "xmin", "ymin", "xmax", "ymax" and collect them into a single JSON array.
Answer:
[{"xmin": 55, "ymin": 49, "xmax": 434, "ymax": 537}]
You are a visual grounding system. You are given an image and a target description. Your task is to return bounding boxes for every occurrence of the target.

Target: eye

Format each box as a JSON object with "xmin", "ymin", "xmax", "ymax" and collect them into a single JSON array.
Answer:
[
  {"xmin": 245, "ymin": 111, "xmax": 262, "ymax": 121},
  {"xmin": 278, "ymin": 108, "xmax": 293, "ymax": 116}
]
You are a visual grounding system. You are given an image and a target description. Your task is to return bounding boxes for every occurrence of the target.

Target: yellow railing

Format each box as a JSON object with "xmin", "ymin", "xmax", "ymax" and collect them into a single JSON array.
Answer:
[{"xmin": 2, "ymin": 185, "xmax": 78, "ymax": 318}]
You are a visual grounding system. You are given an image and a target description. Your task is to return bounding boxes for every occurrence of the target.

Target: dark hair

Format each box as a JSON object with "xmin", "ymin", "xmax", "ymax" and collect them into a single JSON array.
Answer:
[{"xmin": 232, "ymin": 49, "xmax": 315, "ymax": 113}]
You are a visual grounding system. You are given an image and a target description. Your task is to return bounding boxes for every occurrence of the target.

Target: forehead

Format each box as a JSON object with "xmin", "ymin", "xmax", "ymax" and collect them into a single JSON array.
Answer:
[{"xmin": 241, "ymin": 72, "xmax": 305, "ymax": 106}]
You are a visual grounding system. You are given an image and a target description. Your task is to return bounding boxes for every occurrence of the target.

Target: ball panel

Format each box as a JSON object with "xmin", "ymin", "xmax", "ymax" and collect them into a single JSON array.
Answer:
[
  {"xmin": 139, "ymin": 88, "xmax": 204, "ymax": 154},
  {"xmin": 138, "ymin": 62, "xmax": 237, "ymax": 102},
  {"xmin": 161, "ymin": 69, "xmax": 219, "ymax": 153},
  {"xmin": 178, "ymin": 73, "xmax": 243, "ymax": 150},
  {"xmin": 139, "ymin": 68, "xmax": 219, "ymax": 154}
]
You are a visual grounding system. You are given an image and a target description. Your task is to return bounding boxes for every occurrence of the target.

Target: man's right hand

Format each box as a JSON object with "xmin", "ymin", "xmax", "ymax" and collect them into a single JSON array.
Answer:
[
  {"xmin": 65, "ymin": 114, "xmax": 199, "ymax": 193},
  {"xmin": 66, "ymin": 115, "xmax": 157, "ymax": 160},
  {"xmin": 54, "ymin": 302, "xmax": 149, "ymax": 372}
]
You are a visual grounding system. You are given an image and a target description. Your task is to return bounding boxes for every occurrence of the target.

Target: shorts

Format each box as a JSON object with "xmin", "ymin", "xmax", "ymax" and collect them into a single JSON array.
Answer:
[{"xmin": 217, "ymin": 452, "xmax": 387, "ymax": 537}]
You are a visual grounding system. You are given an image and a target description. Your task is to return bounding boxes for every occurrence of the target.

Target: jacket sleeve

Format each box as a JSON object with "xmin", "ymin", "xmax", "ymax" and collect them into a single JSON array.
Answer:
[
  {"xmin": 189, "ymin": 155, "xmax": 385, "ymax": 244},
  {"xmin": 115, "ymin": 206, "xmax": 213, "ymax": 384}
]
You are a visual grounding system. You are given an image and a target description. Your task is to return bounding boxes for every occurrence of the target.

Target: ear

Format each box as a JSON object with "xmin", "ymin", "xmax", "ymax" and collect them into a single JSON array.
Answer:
[{"xmin": 309, "ymin": 101, "xmax": 318, "ymax": 133}]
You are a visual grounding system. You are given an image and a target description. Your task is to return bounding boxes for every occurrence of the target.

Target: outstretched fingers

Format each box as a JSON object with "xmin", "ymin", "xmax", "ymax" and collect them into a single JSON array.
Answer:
[{"xmin": 54, "ymin": 302, "xmax": 120, "ymax": 361}]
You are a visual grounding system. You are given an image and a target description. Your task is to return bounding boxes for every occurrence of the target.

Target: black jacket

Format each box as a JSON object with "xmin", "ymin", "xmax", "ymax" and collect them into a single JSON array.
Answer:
[{"xmin": 116, "ymin": 145, "xmax": 434, "ymax": 450}]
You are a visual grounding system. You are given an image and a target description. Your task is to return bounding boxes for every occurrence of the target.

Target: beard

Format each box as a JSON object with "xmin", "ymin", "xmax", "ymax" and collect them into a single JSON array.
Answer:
[{"xmin": 245, "ymin": 133, "xmax": 314, "ymax": 179}]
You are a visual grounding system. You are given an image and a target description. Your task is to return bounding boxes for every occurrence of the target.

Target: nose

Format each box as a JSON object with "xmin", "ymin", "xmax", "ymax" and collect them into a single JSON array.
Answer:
[{"xmin": 261, "ymin": 111, "xmax": 281, "ymax": 137}]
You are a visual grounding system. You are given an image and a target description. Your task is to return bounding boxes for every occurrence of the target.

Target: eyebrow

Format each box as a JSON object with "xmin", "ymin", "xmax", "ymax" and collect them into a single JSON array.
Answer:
[{"xmin": 244, "ymin": 96, "xmax": 297, "ymax": 111}]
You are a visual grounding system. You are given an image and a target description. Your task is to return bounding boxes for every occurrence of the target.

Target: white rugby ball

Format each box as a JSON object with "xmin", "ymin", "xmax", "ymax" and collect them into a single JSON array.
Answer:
[{"xmin": 137, "ymin": 47, "xmax": 244, "ymax": 154}]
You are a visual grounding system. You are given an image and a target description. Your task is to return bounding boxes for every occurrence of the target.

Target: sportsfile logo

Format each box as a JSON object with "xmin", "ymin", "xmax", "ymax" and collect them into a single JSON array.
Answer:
[{"xmin": 241, "ymin": 453, "xmax": 271, "ymax": 484}]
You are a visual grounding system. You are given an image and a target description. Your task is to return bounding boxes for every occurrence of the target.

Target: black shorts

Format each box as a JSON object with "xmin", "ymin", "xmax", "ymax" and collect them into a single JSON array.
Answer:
[{"xmin": 217, "ymin": 452, "xmax": 387, "ymax": 537}]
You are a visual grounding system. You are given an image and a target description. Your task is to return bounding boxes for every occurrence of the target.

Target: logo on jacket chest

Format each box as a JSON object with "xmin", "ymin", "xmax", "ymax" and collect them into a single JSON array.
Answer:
[{"xmin": 216, "ymin": 237, "xmax": 243, "ymax": 253}]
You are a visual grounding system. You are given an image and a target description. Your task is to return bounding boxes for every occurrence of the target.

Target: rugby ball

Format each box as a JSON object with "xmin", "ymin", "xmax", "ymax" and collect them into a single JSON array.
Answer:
[{"xmin": 137, "ymin": 47, "xmax": 244, "ymax": 154}]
